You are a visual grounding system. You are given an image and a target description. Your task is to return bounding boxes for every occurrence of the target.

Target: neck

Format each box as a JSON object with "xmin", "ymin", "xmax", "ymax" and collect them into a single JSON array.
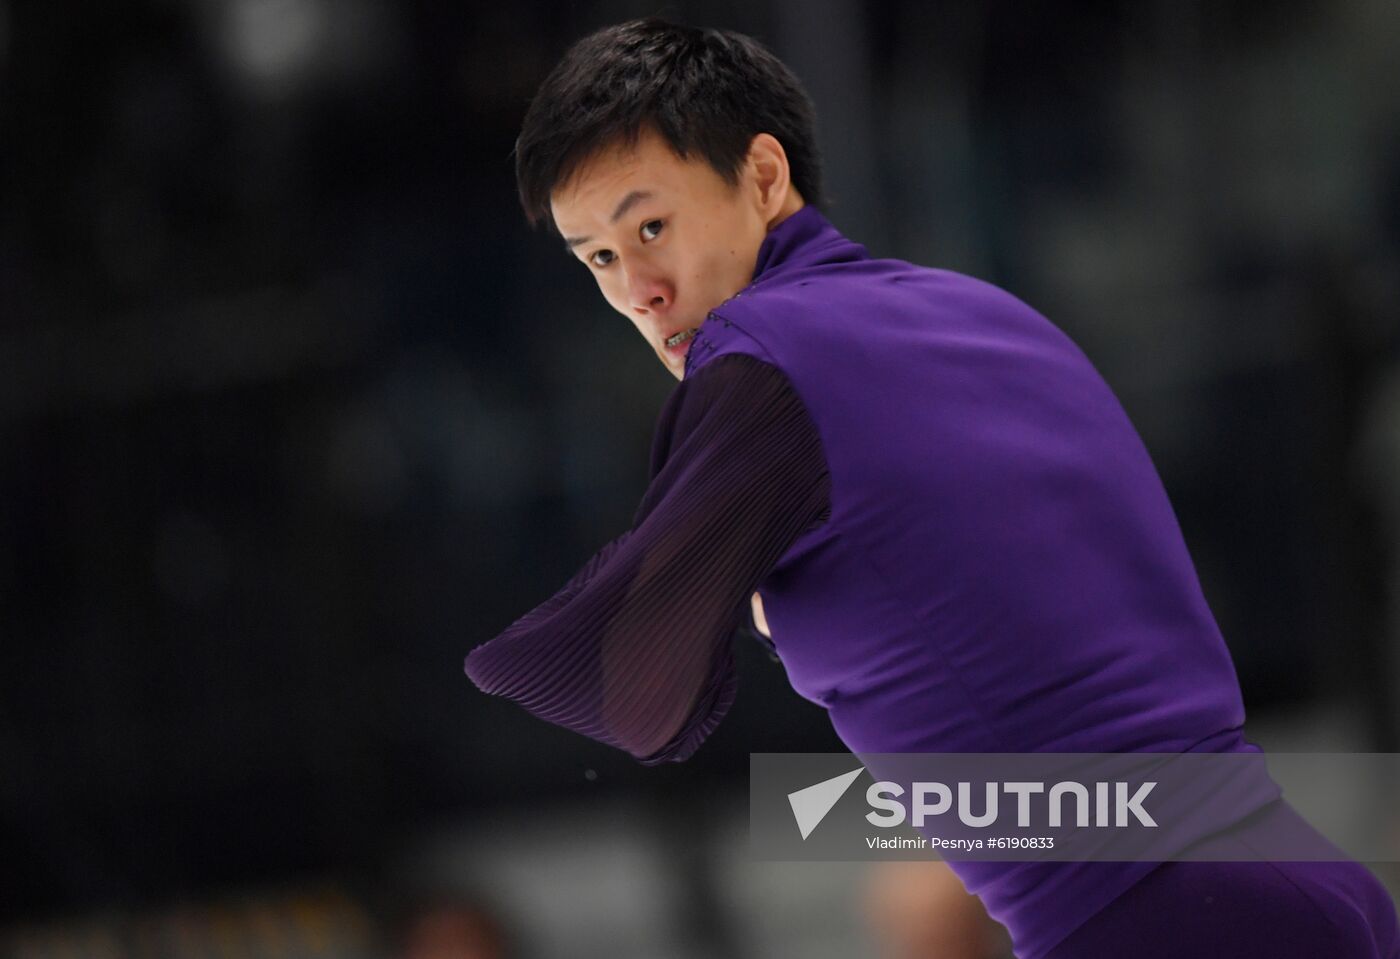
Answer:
[{"xmin": 767, "ymin": 190, "xmax": 806, "ymax": 232}]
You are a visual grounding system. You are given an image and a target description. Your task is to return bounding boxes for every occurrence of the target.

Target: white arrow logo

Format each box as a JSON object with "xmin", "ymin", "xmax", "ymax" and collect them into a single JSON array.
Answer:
[{"xmin": 787, "ymin": 767, "xmax": 866, "ymax": 840}]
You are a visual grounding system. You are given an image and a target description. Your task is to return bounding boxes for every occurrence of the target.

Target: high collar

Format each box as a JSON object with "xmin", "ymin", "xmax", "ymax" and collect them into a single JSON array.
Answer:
[{"xmin": 748, "ymin": 205, "xmax": 870, "ymax": 287}]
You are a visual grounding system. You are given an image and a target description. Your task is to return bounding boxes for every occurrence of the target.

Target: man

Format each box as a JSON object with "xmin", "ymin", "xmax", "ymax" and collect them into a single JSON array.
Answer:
[{"xmin": 464, "ymin": 16, "xmax": 1400, "ymax": 959}]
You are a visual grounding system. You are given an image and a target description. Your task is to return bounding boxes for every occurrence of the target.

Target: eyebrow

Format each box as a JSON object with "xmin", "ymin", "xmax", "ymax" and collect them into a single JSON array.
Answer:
[{"xmin": 561, "ymin": 189, "xmax": 655, "ymax": 251}]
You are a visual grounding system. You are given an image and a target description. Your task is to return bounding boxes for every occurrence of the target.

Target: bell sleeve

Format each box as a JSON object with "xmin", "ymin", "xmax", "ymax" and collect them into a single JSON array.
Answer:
[{"xmin": 463, "ymin": 351, "xmax": 831, "ymax": 764}]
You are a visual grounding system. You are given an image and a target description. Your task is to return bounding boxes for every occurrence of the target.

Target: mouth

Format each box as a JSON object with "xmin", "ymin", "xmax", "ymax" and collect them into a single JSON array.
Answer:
[{"xmin": 663, "ymin": 327, "xmax": 699, "ymax": 352}]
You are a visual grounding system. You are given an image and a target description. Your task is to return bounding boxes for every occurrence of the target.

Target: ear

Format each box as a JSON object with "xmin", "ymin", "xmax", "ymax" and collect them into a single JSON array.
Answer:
[{"xmin": 746, "ymin": 132, "xmax": 792, "ymax": 222}]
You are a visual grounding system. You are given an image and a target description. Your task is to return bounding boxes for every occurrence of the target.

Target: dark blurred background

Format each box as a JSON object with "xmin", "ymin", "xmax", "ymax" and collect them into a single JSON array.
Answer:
[{"xmin": 3, "ymin": 0, "xmax": 1399, "ymax": 956}]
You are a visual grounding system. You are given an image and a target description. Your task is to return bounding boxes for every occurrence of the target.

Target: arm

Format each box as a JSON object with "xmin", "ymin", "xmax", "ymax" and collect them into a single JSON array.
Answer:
[
  {"xmin": 751, "ymin": 592, "xmax": 771, "ymax": 639},
  {"xmin": 463, "ymin": 352, "xmax": 831, "ymax": 764}
]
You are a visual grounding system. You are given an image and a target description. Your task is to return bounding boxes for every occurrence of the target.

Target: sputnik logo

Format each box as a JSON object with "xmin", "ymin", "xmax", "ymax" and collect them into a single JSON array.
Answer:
[{"xmin": 787, "ymin": 766, "xmax": 867, "ymax": 840}]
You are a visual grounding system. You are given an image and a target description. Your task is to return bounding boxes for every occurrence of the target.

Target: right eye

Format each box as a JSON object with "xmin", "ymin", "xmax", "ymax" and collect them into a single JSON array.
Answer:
[{"xmin": 589, "ymin": 249, "xmax": 615, "ymax": 268}]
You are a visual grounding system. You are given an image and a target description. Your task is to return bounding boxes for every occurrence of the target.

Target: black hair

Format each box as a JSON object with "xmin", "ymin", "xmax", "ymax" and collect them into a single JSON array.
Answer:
[{"xmin": 513, "ymin": 16, "xmax": 826, "ymax": 233}]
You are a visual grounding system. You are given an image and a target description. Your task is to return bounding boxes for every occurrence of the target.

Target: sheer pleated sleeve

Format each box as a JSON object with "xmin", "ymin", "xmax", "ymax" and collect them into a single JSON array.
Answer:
[{"xmin": 463, "ymin": 352, "xmax": 831, "ymax": 764}]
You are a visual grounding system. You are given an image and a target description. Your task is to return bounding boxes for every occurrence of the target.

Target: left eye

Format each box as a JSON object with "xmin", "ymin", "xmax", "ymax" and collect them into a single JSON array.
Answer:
[{"xmin": 641, "ymin": 219, "xmax": 664, "ymax": 240}]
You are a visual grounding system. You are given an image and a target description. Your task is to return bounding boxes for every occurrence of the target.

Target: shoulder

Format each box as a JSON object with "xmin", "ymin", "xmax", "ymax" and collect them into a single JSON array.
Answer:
[
  {"xmin": 658, "ymin": 350, "xmax": 796, "ymax": 439},
  {"xmin": 648, "ymin": 351, "xmax": 810, "ymax": 478},
  {"xmin": 681, "ymin": 301, "xmax": 782, "ymax": 380}
]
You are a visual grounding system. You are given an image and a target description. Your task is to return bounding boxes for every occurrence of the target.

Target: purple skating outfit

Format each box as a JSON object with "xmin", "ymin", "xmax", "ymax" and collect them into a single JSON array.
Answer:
[{"xmin": 466, "ymin": 205, "xmax": 1399, "ymax": 957}]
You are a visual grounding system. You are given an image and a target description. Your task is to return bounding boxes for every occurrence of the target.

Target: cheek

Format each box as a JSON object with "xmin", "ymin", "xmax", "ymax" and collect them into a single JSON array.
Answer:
[
  {"xmin": 700, "ymin": 242, "xmax": 747, "ymax": 291},
  {"xmin": 595, "ymin": 275, "xmax": 625, "ymax": 311},
  {"xmin": 706, "ymin": 218, "xmax": 749, "ymax": 273},
  {"xmin": 597, "ymin": 279, "xmax": 647, "ymax": 333}
]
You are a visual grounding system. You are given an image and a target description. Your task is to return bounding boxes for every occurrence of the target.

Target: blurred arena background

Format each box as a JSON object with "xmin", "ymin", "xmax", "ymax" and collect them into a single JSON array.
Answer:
[{"xmin": 3, "ymin": 0, "xmax": 1399, "ymax": 956}]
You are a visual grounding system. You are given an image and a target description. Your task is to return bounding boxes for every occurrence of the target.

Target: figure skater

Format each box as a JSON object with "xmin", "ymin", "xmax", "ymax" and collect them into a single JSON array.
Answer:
[{"xmin": 465, "ymin": 17, "xmax": 1400, "ymax": 958}]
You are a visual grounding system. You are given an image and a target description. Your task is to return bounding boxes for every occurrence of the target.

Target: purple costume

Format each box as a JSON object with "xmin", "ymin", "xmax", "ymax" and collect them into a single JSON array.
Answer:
[{"xmin": 466, "ymin": 206, "xmax": 1399, "ymax": 957}]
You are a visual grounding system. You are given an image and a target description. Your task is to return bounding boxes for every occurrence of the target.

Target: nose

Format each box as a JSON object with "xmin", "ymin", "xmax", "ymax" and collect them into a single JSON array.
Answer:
[{"xmin": 625, "ymin": 264, "xmax": 672, "ymax": 317}]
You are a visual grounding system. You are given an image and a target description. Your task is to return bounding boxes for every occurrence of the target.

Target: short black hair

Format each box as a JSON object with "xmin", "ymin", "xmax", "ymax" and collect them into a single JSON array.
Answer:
[{"xmin": 513, "ymin": 16, "xmax": 826, "ymax": 234}]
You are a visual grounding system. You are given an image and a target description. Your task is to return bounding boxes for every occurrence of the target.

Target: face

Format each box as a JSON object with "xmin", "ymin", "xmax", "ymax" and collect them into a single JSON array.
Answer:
[{"xmin": 551, "ymin": 123, "xmax": 803, "ymax": 379}]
